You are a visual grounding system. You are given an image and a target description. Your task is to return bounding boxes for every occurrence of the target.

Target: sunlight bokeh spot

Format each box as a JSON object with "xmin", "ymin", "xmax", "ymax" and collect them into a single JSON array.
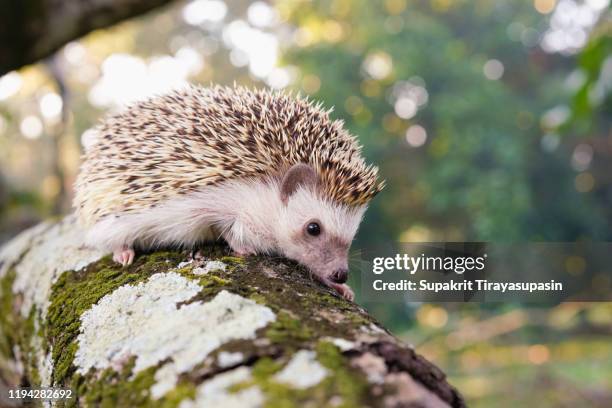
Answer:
[
  {"xmin": 175, "ymin": 46, "xmax": 204, "ymax": 75},
  {"xmin": 39, "ymin": 93, "xmax": 63, "ymax": 120},
  {"xmin": 571, "ymin": 144, "xmax": 593, "ymax": 171},
  {"xmin": 540, "ymin": 0, "xmax": 609, "ymax": 55},
  {"xmin": 394, "ymin": 98, "xmax": 417, "ymax": 119},
  {"xmin": 362, "ymin": 51, "xmax": 393, "ymax": 80},
  {"xmin": 405, "ymin": 125, "xmax": 427, "ymax": 147},
  {"xmin": 182, "ymin": 0, "xmax": 227, "ymax": 26},
  {"xmin": 534, "ymin": 0, "xmax": 557, "ymax": 14},
  {"xmin": 63, "ymin": 42, "xmax": 87, "ymax": 65},
  {"xmin": 20, "ymin": 116, "xmax": 43, "ymax": 139},
  {"xmin": 0, "ymin": 72, "xmax": 22, "ymax": 101},
  {"xmin": 223, "ymin": 20, "xmax": 278, "ymax": 78},
  {"xmin": 417, "ymin": 305, "xmax": 449, "ymax": 328},
  {"xmin": 89, "ymin": 53, "xmax": 195, "ymax": 108},
  {"xmin": 266, "ymin": 67, "xmax": 292, "ymax": 89},
  {"xmin": 483, "ymin": 59, "xmax": 504, "ymax": 80},
  {"xmin": 399, "ymin": 225, "xmax": 432, "ymax": 242},
  {"xmin": 322, "ymin": 20, "xmax": 345, "ymax": 43},
  {"xmin": 247, "ymin": 1, "xmax": 278, "ymax": 28}
]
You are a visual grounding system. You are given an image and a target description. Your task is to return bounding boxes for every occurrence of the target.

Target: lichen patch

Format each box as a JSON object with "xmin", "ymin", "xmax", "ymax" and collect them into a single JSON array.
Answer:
[
  {"xmin": 12, "ymin": 216, "xmax": 105, "ymax": 318},
  {"xmin": 31, "ymin": 333, "xmax": 53, "ymax": 387},
  {"xmin": 177, "ymin": 260, "xmax": 193, "ymax": 268},
  {"xmin": 74, "ymin": 272, "xmax": 275, "ymax": 399},
  {"xmin": 0, "ymin": 221, "xmax": 53, "ymax": 279},
  {"xmin": 326, "ymin": 337, "xmax": 357, "ymax": 352},
  {"xmin": 217, "ymin": 351, "xmax": 245, "ymax": 368},
  {"xmin": 274, "ymin": 350, "xmax": 328, "ymax": 389},
  {"xmin": 179, "ymin": 367, "xmax": 264, "ymax": 408},
  {"xmin": 192, "ymin": 260, "xmax": 227, "ymax": 275}
]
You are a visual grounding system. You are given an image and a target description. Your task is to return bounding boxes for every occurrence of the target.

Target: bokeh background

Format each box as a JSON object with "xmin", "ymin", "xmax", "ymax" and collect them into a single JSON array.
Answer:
[{"xmin": 0, "ymin": 0, "xmax": 611, "ymax": 406}]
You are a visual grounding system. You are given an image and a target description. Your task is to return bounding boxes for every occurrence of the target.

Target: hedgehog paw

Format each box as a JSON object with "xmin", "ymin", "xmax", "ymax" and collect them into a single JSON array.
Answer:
[
  {"xmin": 232, "ymin": 247, "xmax": 255, "ymax": 258},
  {"xmin": 329, "ymin": 283, "xmax": 355, "ymax": 302},
  {"xmin": 232, "ymin": 246, "xmax": 256, "ymax": 258},
  {"xmin": 113, "ymin": 247, "xmax": 135, "ymax": 267},
  {"xmin": 190, "ymin": 249, "xmax": 205, "ymax": 261}
]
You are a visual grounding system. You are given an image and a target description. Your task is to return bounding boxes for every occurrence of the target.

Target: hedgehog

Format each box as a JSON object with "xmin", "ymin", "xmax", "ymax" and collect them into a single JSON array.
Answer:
[{"xmin": 74, "ymin": 85, "xmax": 384, "ymax": 300}]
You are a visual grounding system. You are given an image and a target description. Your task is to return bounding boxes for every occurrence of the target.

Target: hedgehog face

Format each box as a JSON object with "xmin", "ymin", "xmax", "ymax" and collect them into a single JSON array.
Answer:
[{"xmin": 277, "ymin": 164, "xmax": 366, "ymax": 287}]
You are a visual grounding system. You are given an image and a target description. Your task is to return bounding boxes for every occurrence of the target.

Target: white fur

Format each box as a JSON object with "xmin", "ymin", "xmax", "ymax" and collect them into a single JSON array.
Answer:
[{"xmin": 85, "ymin": 177, "xmax": 366, "ymax": 264}]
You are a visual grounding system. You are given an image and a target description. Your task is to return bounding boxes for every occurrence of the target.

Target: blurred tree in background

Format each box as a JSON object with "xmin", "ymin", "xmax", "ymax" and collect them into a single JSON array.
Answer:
[
  {"xmin": 273, "ymin": 4, "xmax": 611, "ymax": 405},
  {"xmin": 281, "ymin": 0, "xmax": 612, "ymax": 244},
  {"xmin": 0, "ymin": 0, "xmax": 610, "ymax": 406}
]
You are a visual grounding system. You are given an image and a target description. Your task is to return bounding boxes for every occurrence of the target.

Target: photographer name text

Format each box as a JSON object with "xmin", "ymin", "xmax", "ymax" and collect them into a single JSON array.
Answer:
[{"xmin": 372, "ymin": 279, "xmax": 563, "ymax": 293}]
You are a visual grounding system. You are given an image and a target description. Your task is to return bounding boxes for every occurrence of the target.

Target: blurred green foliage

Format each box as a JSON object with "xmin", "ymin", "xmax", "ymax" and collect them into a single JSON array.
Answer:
[
  {"xmin": 278, "ymin": 1, "xmax": 612, "ymax": 405},
  {"xmin": 565, "ymin": 23, "xmax": 611, "ymax": 131},
  {"xmin": 281, "ymin": 0, "xmax": 612, "ymax": 244}
]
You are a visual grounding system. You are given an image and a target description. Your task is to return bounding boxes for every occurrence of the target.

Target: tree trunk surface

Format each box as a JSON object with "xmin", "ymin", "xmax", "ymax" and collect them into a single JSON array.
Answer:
[
  {"xmin": 0, "ymin": 0, "xmax": 177, "ymax": 75},
  {"xmin": 0, "ymin": 216, "xmax": 464, "ymax": 407}
]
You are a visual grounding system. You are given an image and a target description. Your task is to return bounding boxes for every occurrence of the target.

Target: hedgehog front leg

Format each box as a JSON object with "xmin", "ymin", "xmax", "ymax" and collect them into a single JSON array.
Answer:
[
  {"xmin": 222, "ymin": 219, "xmax": 258, "ymax": 257},
  {"xmin": 112, "ymin": 245, "xmax": 135, "ymax": 267},
  {"xmin": 328, "ymin": 282, "xmax": 355, "ymax": 302}
]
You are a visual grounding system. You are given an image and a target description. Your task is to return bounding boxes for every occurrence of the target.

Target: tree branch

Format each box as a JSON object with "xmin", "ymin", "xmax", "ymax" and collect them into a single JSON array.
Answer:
[
  {"xmin": 0, "ymin": 217, "xmax": 465, "ymax": 407},
  {"xmin": 0, "ymin": 0, "xmax": 177, "ymax": 75}
]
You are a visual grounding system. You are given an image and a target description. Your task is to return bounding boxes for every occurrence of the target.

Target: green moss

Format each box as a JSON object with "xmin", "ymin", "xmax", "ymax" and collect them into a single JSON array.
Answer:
[
  {"xmin": 238, "ymin": 357, "xmax": 302, "ymax": 408},
  {"xmin": 344, "ymin": 311, "xmax": 373, "ymax": 327},
  {"xmin": 157, "ymin": 382, "xmax": 197, "ymax": 408},
  {"xmin": 249, "ymin": 292, "xmax": 268, "ymax": 305},
  {"xmin": 220, "ymin": 256, "xmax": 246, "ymax": 265},
  {"xmin": 266, "ymin": 311, "xmax": 313, "ymax": 346},
  {"xmin": 46, "ymin": 251, "xmax": 192, "ymax": 384},
  {"xmin": 203, "ymin": 275, "xmax": 230, "ymax": 286},
  {"xmin": 53, "ymin": 342, "xmax": 77, "ymax": 384},
  {"xmin": 144, "ymin": 251, "xmax": 184, "ymax": 265},
  {"xmin": 252, "ymin": 357, "xmax": 283, "ymax": 380},
  {"xmin": 0, "ymin": 268, "xmax": 17, "ymax": 360},
  {"xmin": 66, "ymin": 359, "xmax": 156, "ymax": 408},
  {"xmin": 315, "ymin": 341, "xmax": 370, "ymax": 407},
  {"xmin": 229, "ymin": 343, "xmax": 373, "ymax": 408},
  {"xmin": 59, "ymin": 357, "xmax": 196, "ymax": 408},
  {"xmin": 20, "ymin": 307, "xmax": 41, "ymax": 385},
  {"xmin": 0, "ymin": 267, "xmax": 45, "ymax": 386}
]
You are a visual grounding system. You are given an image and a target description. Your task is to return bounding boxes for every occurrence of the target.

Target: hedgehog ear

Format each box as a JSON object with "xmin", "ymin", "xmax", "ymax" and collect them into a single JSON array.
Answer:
[{"xmin": 280, "ymin": 163, "xmax": 319, "ymax": 204}]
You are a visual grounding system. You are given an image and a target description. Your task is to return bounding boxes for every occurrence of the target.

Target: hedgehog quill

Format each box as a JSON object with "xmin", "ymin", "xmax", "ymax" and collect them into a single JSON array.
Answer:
[{"xmin": 74, "ymin": 85, "xmax": 384, "ymax": 300}]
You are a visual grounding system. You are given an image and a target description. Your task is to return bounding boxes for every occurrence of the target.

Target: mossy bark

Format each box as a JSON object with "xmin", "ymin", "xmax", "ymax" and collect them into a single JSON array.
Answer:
[{"xmin": 0, "ymin": 217, "xmax": 465, "ymax": 407}]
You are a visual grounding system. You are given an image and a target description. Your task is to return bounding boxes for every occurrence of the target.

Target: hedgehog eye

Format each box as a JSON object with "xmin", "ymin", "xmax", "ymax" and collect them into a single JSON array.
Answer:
[{"xmin": 306, "ymin": 222, "xmax": 321, "ymax": 237}]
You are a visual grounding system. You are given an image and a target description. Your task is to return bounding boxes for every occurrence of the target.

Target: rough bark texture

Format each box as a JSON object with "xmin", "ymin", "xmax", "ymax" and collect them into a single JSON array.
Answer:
[
  {"xmin": 0, "ymin": 217, "xmax": 465, "ymax": 407},
  {"xmin": 0, "ymin": 0, "xmax": 177, "ymax": 75}
]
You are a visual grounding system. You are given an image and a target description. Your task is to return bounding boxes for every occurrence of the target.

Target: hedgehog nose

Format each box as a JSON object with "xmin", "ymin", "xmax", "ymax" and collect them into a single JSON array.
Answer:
[{"xmin": 330, "ymin": 268, "xmax": 348, "ymax": 284}]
